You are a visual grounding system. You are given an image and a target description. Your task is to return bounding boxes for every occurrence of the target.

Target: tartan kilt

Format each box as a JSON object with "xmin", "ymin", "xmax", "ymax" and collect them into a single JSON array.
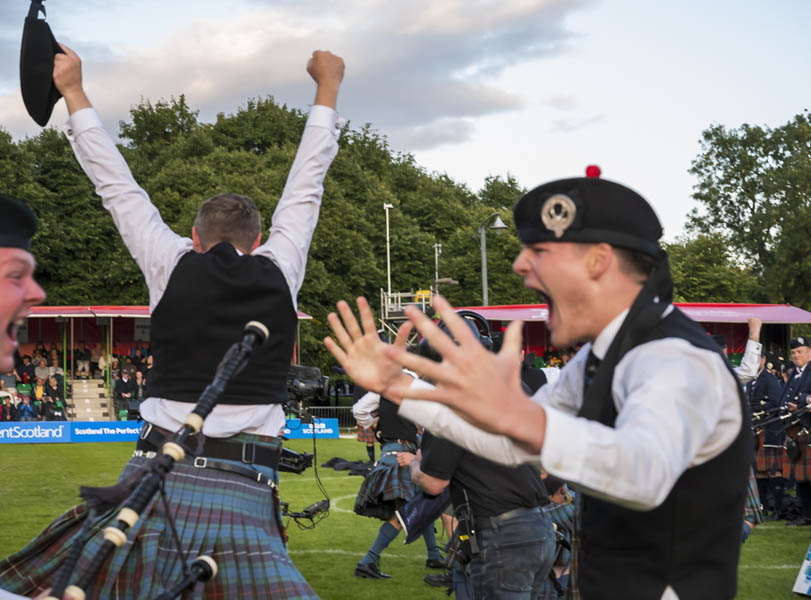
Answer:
[
  {"xmin": 354, "ymin": 440, "xmax": 418, "ymax": 521},
  {"xmin": 756, "ymin": 444, "xmax": 785, "ymax": 477},
  {"xmin": 0, "ymin": 434, "xmax": 317, "ymax": 600},
  {"xmin": 784, "ymin": 441, "xmax": 811, "ymax": 483},
  {"xmin": 356, "ymin": 425, "xmax": 375, "ymax": 444},
  {"xmin": 743, "ymin": 467, "xmax": 763, "ymax": 525}
]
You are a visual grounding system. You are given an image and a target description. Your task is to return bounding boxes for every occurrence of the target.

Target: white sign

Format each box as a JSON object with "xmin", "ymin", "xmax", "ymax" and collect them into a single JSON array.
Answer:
[
  {"xmin": 793, "ymin": 541, "xmax": 811, "ymax": 595},
  {"xmin": 134, "ymin": 318, "xmax": 150, "ymax": 341}
]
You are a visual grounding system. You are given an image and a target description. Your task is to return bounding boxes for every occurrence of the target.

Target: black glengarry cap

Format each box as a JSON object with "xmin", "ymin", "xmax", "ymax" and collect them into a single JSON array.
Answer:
[
  {"xmin": 0, "ymin": 194, "xmax": 38, "ymax": 251},
  {"xmin": 791, "ymin": 337, "xmax": 810, "ymax": 350},
  {"xmin": 20, "ymin": 0, "xmax": 64, "ymax": 127},
  {"xmin": 513, "ymin": 174, "xmax": 663, "ymax": 257}
]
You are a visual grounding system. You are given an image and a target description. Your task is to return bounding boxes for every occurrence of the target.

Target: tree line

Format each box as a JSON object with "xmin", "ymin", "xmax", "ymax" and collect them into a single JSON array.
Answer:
[{"xmin": 1, "ymin": 97, "xmax": 808, "ymax": 370}]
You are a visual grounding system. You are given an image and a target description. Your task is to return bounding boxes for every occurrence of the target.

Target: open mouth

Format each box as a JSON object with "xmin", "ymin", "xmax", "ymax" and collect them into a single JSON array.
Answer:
[
  {"xmin": 536, "ymin": 290, "xmax": 553, "ymax": 311},
  {"xmin": 6, "ymin": 319, "xmax": 22, "ymax": 342}
]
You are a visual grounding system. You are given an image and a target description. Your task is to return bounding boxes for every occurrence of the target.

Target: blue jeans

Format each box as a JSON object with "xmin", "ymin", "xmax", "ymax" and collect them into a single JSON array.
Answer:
[{"xmin": 462, "ymin": 506, "xmax": 556, "ymax": 599}]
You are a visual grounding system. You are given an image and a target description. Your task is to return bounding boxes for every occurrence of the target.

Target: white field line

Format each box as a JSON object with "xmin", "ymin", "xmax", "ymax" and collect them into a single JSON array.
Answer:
[
  {"xmin": 329, "ymin": 493, "xmax": 361, "ymax": 513},
  {"xmin": 288, "ymin": 548, "xmax": 423, "ymax": 561},
  {"xmin": 738, "ymin": 564, "xmax": 801, "ymax": 569}
]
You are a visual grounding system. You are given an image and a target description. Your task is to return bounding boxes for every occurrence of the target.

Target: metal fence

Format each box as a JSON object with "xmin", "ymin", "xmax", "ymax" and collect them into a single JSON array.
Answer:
[{"xmin": 310, "ymin": 406, "xmax": 355, "ymax": 431}]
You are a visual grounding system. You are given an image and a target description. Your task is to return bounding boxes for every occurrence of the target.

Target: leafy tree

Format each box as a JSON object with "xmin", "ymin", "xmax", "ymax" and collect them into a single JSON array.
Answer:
[
  {"xmin": 664, "ymin": 234, "xmax": 758, "ymax": 303},
  {"xmin": 2, "ymin": 96, "xmax": 540, "ymax": 373},
  {"xmin": 688, "ymin": 111, "xmax": 811, "ymax": 307}
]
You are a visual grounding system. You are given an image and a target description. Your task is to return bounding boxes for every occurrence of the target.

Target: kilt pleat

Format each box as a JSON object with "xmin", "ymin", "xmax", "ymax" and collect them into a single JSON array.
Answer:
[
  {"xmin": 354, "ymin": 441, "xmax": 417, "ymax": 521},
  {"xmin": 743, "ymin": 467, "xmax": 763, "ymax": 524},
  {"xmin": 0, "ymin": 434, "xmax": 318, "ymax": 599},
  {"xmin": 756, "ymin": 445, "xmax": 784, "ymax": 476},
  {"xmin": 356, "ymin": 426, "xmax": 375, "ymax": 444},
  {"xmin": 784, "ymin": 441, "xmax": 811, "ymax": 483}
]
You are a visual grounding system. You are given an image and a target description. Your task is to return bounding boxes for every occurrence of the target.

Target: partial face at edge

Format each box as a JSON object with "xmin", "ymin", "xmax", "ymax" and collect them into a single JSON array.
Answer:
[
  {"xmin": 791, "ymin": 346, "xmax": 811, "ymax": 369},
  {"xmin": 0, "ymin": 248, "xmax": 45, "ymax": 372}
]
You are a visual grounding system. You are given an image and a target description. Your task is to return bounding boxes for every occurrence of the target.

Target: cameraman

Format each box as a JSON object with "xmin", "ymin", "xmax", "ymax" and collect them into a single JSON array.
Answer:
[{"xmin": 403, "ymin": 432, "xmax": 554, "ymax": 598}]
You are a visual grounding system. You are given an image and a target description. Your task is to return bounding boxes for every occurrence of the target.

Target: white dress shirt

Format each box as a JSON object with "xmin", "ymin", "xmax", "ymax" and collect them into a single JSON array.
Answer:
[
  {"xmin": 63, "ymin": 105, "xmax": 342, "ymax": 437},
  {"xmin": 352, "ymin": 391, "xmax": 380, "ymax": 429},
  {"xmin": 734, "ymin": 339, "xmax": 762, "ymax": 385}
]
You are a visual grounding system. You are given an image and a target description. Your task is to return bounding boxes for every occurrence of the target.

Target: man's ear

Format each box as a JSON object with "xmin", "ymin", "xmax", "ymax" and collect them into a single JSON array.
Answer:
[
  {"xmin": 585, "ymin": 243, "xmax": 612, "ymax": 280},
  {"xmin": 192, "ymin": 227, "xmax": 204, "ymax": 253},
  {"xmin": 249, "ymin": 231, "xmax": 262, "ymax": 253}
]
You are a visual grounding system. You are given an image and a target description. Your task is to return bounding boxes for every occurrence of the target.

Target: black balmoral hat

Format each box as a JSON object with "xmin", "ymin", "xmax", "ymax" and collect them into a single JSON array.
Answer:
[
  {"xmin": 0, "ymin": 194, "xmax": 38, "ymax": 251},
  {"xmin": 20, "ymin": 0, "xmax": 64, "ymax": 127},
  {"xmin": 513, "ymin": 167, "xmax": 663, "ymax": 257},
  {"xmin": 791, "ymin": 337, "xmax": 810, "ymax": 350}
]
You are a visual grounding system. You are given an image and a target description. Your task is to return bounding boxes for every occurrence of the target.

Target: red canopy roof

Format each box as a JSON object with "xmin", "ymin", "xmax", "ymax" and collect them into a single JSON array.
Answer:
[
  {"xmin": 29, "ymin": 306, "xmax": 313, "ymax": 320},
  {"xmin": 456, "ymin": 303, "xmax": 811, "ymax": 324}
]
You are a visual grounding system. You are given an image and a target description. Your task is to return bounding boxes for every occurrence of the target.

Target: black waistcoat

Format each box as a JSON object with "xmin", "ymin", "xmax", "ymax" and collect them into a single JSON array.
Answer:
[
  {"xmin": 147, "ymin": 242, "xmax": 297, "ymax": 405},
  {"xmin": 376, "ymin": 397, "xmax": 418, "ymax": 443},
  {"xmin": 578, "ymin": 308, "xmax": 749, "ymax": 600}
]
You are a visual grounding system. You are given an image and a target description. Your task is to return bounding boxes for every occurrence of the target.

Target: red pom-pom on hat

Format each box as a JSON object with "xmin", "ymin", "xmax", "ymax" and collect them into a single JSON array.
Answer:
[{"xmin": 585, "ymin": 165, "xmax": 601, "ymax": 178}]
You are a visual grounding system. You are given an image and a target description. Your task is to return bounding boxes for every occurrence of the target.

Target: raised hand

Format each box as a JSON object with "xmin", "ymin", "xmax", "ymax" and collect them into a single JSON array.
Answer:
[
  {"xmin": 383, "ymin": 295, "xmax": 547, "ymax": 451},
  {"xmin": 52, "ymin": 44, "xmax": 91, "ymax": 114},
  {"xmin": 323, "ymin": 297, "xmax": 413, "ymax": 400},
  {"xmin": 307, "ymin": 50, "xmax": 344, "ymax": 109}
]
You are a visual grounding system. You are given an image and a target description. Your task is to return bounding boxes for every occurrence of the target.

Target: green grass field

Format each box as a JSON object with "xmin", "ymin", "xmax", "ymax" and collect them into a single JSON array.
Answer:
[{"xmin": 1, "ymin": 440, "xmax": 809, "ymax": 599}]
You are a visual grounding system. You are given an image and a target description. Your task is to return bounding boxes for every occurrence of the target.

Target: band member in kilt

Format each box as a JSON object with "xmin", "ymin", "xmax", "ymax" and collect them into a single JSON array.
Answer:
[
  {"xmin": 717, "ymin": 319, "xmax": 766, "ymax": 539},
  {"xmin": 326, "ymin": 174, "xmax": 752, "ymax": 600},
  {"xmin": 780, "ymin": 337, "xmax": 811, "ymax": 526},
  {"xmin": 351, "ymin": 387, "xmax": 443, "ymax": 579},
  {"xmin": 0, "ymin": 45, "xmax": 344, "ymax": 599},
  {"xmin": 748, "ymin": 353, "xmax": 785, "ymax": 518}
]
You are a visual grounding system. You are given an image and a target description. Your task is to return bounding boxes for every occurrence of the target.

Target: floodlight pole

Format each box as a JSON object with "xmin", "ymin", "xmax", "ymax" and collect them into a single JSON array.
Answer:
[
  {"xmin": 384, "ymin": 203, "xmax": 393, "ymax": 296},
  {"xmin": 478, "ymin": 213, "xmax": 508, "ymax": 306}
]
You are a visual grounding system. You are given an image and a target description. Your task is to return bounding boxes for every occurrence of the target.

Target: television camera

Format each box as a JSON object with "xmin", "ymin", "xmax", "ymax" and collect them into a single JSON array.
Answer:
[{"xmin": 286, "ymin": 364, "xmax": 330, "ymax": 424}]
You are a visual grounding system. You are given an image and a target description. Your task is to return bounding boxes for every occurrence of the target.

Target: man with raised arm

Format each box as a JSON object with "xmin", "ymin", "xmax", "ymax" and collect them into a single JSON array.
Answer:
[
  {"xmin": 0, "ymin": 45, "xmax": 343, "ymax": 599},
  {"xmin": 325, "ymin": 176, "xmax": 750, "ymax": 600}
]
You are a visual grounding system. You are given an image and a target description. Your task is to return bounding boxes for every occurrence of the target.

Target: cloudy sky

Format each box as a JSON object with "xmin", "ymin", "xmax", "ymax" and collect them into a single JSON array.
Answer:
[{"xmin": 2, "ymin": 0, "xmax": 809, "ymax": 240}]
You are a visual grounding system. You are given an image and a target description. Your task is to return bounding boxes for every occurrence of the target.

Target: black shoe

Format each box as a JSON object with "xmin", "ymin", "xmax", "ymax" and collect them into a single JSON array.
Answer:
[
  {"xmin": 425, "ymin": 558, "xmax": 446, "ymax": 569},
  {"xmin": 424, "ymin": 571, "xmax": 453, "ymax": 587},
  {"xmin": 355, "ymin": 562, "xmax": 392, "ymax": 579}
]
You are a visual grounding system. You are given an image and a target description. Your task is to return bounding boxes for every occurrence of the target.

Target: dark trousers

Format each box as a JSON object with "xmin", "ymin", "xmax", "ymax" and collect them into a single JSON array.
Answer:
[{"xmin": 464, "ymin": 507, "xmax": 556, "ymax": 599}]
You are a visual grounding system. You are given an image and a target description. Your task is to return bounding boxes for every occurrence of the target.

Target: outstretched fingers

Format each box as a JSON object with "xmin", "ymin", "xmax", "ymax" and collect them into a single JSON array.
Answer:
[
  {"xmin": 500, "ymin": 319, "xmax": 524, "ymax": 362},
  {"xmin": 323, "ymin": 334, "xmax": 348, "ymax": 367},
  {"xmin": 326, "ymin": 308, "xmax": 353, "ymax": 352},
  {"xmin": 431, "ymin": 296, "xmax": 481, "ymax": 351},
  {"xmin": 357, "ymin": 296, "xmax": 378, "ymax": 338},
  {"xmin": 337, "ymin": 299, "xmax": 365, "ymax": 341}
]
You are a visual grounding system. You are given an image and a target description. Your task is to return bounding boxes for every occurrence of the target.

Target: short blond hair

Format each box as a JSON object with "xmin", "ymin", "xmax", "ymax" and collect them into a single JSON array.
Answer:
[{"xmin": 193, "ymin": 193, "xmax": 262, "ymax": 251}]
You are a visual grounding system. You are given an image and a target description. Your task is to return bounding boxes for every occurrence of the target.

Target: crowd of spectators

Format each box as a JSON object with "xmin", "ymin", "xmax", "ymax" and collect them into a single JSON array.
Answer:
[{"xmin": 0, "ymin": 341, "xmax": 152, "ymax": 422}]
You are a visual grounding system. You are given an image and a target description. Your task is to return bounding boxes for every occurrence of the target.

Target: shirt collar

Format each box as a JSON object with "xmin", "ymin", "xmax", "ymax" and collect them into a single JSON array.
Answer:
[
  {"xmin": 590, "ymin": 309, "xmax": 629, "ymax": 360},
  {"xmin": 590, "ymin": 303, "xmax": 675, "ymax": 360}
]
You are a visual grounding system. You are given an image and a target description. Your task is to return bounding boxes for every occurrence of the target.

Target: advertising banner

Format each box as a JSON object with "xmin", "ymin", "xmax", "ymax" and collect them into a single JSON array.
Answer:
[
  {"xmin": 71, "ymin": 422, "xmax": 141, "ymax": 443},
  {"xmin": 0, "ymin": 422, "xmax": 70, "ymax": 444},
  {"xmin": 282, "ymin": 418, "xmax": 340, "ymax": 439},
  {"xmin": 1, "ymin": 419, "xmax": 340, "ymax": 443}
]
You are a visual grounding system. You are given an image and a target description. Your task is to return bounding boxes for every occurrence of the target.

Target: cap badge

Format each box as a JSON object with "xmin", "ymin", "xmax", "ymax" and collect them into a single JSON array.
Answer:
[{"xmin": 541, "ymin": 194, "xmax": 576, "ymax": 239}]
